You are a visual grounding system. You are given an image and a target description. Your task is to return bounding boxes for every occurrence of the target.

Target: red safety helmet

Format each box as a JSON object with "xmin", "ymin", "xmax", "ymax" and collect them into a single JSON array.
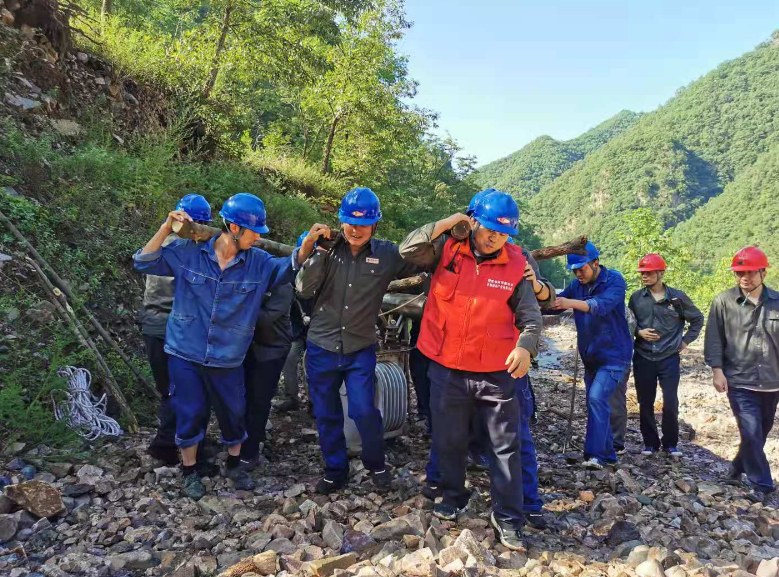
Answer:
[
  {"xmin": 637, "ymin": 253, "xmax": 667, "ymax": 272},
  {"xmin": 730, "ymin": 246, "xmax": 769, "ymax": 271}
]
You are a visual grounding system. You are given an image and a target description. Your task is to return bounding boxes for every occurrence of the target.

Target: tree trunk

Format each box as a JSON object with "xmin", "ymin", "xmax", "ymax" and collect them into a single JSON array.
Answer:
[
  {"xmin": 321, "ymin": 114, "xmax": 340, "ymax": 175},
  {"xmin": 101, "ymin": 0, "xmax": 113, "ymax": 17},
  {"xmin": 202, "ymin": 2, "xmax": 234, "ymax": 99}
]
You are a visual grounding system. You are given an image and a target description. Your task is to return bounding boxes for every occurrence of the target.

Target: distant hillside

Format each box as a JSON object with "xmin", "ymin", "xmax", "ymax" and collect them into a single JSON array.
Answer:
[
  {"xmin": 475, "ymin": 110, "xmax": 641, "ymax": 198},
  {"xmin": 527, "ymin": 32, "xmax": 779, "ymax": 260},
  {"xmin": 673, "ymin": 142, "xmax": 779, "ymax": 269}
]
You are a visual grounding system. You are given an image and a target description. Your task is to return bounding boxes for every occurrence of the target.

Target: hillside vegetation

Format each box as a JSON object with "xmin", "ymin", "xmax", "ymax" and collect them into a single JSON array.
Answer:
[
  {"xmin": 481, "ymin": 31, "xmax": 779, "ymax": 273},
  {"xmin": 476, "ymin": 110, "xmax": 641, "ymax": 198}
]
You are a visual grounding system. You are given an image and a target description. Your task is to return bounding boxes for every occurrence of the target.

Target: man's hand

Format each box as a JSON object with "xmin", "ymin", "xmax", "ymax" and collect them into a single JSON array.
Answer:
[
  {"xmin": 506, "ymin": 347, "xmax": 531, "ymax": 378},
  {"xmin": 638, "ymin": 328, "xmax": 660, "ymax": 342},
  {"xmin": 163, "ymin": 210, "xmax": 192, "ymax": 235},
  {"xmin": 554, "ymin": 297, "xmax": 574, "ymax": 310},
  {"xmin": 445, "ymin": 213, "xmax": 471, "ymax": 229},
  {"xmin": 712, "ymin": 368, "xmax": 728, "ymax": 393},
  {"xmin": 523, "ymin": 262, "xmax": 538, "ymax": 285},
  {"xmin": 432, "ymin": 213, "xmax": 471, "ymax": 240},
  {"xmin": 298, "ymin": 223, "xmax": 331, "ymax": 263},
  {"xmin": 678, "ymin": 341, "xmax": 688, "ymax": 352}
]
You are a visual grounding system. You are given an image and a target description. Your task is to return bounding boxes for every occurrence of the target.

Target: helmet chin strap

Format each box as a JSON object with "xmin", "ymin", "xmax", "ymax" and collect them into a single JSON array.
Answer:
[{"xmin": 223, "ymin": 218, "xmax": 245, "ymax": 248}]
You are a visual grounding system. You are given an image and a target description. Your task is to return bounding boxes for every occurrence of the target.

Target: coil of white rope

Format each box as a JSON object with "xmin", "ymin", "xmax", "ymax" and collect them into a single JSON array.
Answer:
[{"xmin": 52, "ymin": 367, "xmax": 123, "ymax": 440}]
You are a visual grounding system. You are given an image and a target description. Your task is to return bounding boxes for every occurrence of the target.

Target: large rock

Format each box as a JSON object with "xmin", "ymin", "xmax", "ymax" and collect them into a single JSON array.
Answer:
[
  {"xmin": 636, "ymin": 560, "xmax": 667, "ymax": 577},
  {"xmin": 342, "ymin": 529, "xmax": 375, "ymax": 553},
  {"xmin": 301, "ymin": 553, "xmax": 358, "ymax": 577},
  {"xmin": 606, "ymin": 521, "xmax": 641, "ymax": 547},
  {"xmin": 757, "ymin": 558, "xmax": 779, "ymax": 577},
  {"xmin": 322, "ymin": 520, "xmax": 345, "ymax": 551},
  {"xmin": 266, "ymin": 537, "xmax": 297, "ymax": 555},
  {"xmin": 5, "ymin": 481, "xmax": 64, "ymax": 518},
  {"xmin": 454, "ymin": 529, "xmax": 495, "ymax": 566},
  {"xmin": 370, "ymin": 518, "xmax": 414, "ymax": 541},
  {"xmin": 218, "ymin": 551, "xmax": 277, "ymax": 577},
  {"xmin": 252, "ymin": 551, "xmax": 278, "ymax": 575},
  {"xmin": 0, "ymin": 512, "xmax": 19, "ymax": 543},
  {"xmin": 108, "ymin": 549, "xmax": 158, "ymax": 571},
  {"xmin": 399, "ymin": 547, "xmax": 436, "ymax": 576}
]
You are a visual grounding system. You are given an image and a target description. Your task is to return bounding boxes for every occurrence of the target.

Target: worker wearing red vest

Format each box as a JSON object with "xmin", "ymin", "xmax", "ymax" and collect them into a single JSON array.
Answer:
[{"xmin": 399, "ymin": 190, "xmax": 542, "ymax": 552}]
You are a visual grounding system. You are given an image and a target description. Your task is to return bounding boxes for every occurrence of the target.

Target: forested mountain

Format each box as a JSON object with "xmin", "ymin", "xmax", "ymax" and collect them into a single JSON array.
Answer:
[
  {"xmin": 481, "ymin": 31, "xmax": 779, "ymax": 265},
  {"xmin": 476, "ymin": 110, "xmax": 641, "ymax": 198},
  {"xmin": 673, "ymin": 143, "xmax": 779, "ymax": 269}
]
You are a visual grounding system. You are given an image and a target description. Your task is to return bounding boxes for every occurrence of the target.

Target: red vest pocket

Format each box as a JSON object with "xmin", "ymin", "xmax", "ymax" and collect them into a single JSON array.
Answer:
[
  {"xmin": 432, "ymin": 267, "xmax": 459, "ymax": 301},
  {"xmin": 420, "ymin": 316, "xmax": 447, "ymax": 357},
  {"xmin": 481, "ymin": 323, "xmax": 518, "ymax": 369}
]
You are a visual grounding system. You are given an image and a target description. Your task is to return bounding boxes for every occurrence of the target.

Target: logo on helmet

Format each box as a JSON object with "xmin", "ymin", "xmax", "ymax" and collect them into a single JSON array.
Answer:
[
  {"xmin": 497, "ymin": 217, "xmax": 510, "ymax": 224},
  {"xmin": 352, "ymin": 210, "xmax": 365, "ymax": 217}
]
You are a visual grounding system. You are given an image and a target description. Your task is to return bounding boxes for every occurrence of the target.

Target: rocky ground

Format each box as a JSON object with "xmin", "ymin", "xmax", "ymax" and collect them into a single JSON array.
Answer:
[{"xmin": 1, "ymin": 323, "xmax": 779, "ymax": 577}]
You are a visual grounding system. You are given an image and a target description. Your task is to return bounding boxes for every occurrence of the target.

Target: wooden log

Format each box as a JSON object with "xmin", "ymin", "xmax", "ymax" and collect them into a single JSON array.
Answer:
[
  {"xmin": 0, "ymin": 208, "xmax": 157, "ymax": 400},
  {"xmin": 171, "ymin": 220, "xmax": 221, "ymax": 243},
  {"xmin": 530, "ymin": 235, "xmax": 589, "ymax": 260},
  {"xmin": 385, "ymin": 236, "xmax": 589, "ymax": 292}
]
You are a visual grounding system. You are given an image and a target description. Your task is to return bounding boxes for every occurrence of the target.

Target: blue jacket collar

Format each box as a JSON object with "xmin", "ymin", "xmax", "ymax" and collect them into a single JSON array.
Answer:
[{"xmin": 201, "ymin": 235, "xmax": 247, "ymax": 267}]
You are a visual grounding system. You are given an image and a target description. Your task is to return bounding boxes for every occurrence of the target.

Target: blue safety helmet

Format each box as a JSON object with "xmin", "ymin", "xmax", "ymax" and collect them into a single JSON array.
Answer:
[
  {"xmin": 176, "ymin": 194, "xmax": 212, "ymax": 222},
  {"xmin": 297, "ymin": 231, "xmax": 309, "ymax": 248},
  {"xmin": 566, "ymin": 241, "xmax": 600, "ymax": 270},
  {"xmin": 467, "ymin": 188, "xmax": 496, "ymax": 216},
  {"xmin": 219, "ymin": 193, "xmax": 269, "ymax": 234},
  {"xmin": 506, "ymin": 237, "xmax": 516, "ymax": 245},
  {"xmin": 338, "ymin": 187, "xmax": 382, "ymax": 225},
  {"xmin": 472, "ymin": 190, "xmax": 519, "ymax": 236}
]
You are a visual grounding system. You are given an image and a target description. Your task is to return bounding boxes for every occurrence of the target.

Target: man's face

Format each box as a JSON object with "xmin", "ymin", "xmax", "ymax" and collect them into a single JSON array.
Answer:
[
  {"xmin": 342, "ymin": 223, "xmax": 373, "ymax": 249},
  {"xmin": 230, "ymin": 223, "xmax": 260, "ymax": 250},
  {"xmin": 735, "ymin": 269, "xmax": 765, "ymax": 292},
  {"xmin": 640, "ymin": 271, "xmax": 663, "ymax": 287},
  {"xmin": 573, "ymin": 261, "xmax": 599, "ymax": 284},
  {"xmin": 470, "ymin": 221, "xmax": 509, "ymax": 255}
]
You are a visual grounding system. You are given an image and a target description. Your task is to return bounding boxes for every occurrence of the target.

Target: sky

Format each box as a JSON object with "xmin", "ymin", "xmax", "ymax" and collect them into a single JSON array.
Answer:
[{"xmin": 398, "ymin": 0, "xmax": 779, "ymax": 166}]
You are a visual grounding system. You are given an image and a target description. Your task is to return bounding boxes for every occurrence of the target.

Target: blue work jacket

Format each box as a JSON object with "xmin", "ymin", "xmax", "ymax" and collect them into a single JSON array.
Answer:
[
  {"xmin": 558, "ymin": 266, "xmax": 633, "ymax": 369},
  {"xmin": 133, "ymin": 236, "xmax": 298, "ymax": 368}
]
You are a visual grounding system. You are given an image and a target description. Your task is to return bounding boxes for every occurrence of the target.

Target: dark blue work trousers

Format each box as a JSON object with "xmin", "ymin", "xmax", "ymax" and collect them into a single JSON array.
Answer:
[
  {"xmin": 426, "ymin": 374, "xmax": 541, "ymax": 514},
  {"xmin": 728, "ymin": 387, "xmax": 779, "ymax": 493},
  {"xmin": 306, "ymin": 342, "xmax": 384, "ymax": 480},
  {"xmin": 429, "ymin": 361, "xmax": 524, "ymax": 530},
  {"xmin": 633, "ymin": 353, "xmax": 681, "ymax": 449}
]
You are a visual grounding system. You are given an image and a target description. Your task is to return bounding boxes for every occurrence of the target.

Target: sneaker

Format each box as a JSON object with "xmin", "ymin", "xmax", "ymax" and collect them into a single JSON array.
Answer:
[
  {"xmin": 147, "ymin": 445, "xmax": 179, "ymax": 466},
  {"xmin": 371, "ymin": 469, "xmax": 393, "ymax": 490},
  {"xmin": 433, "ymin": 502, "xmax": 468, "ymax": 521},
  {"xmin": 664, "ymin": 446, "xmax": 682, "ymax": 458},
  {"xmin": 525, "ymin": 511, "xmax": 549, "ymax": 531},
  {"xmin": 196, "ymin": 460, "xmax": 220, "ymax": 478},
  {"xmin": 315, "ymin": 476, "xmax": 346, "ymax": 495},
  {"xmin": 746, "ymin": 489, "xmax": 768, "ymax": 504},
  {"xmin": 491, "ymin": 512, "xmax": 526, "ymax": 551},
  {"xmin": 582, "ymin": 457, "xmax": 604, "ymax": 470},
  {"xmin": 724, "ymin": 464, "xmax": 744, "ymax": 485},
  {"xmin": 763, "ymin": 491, "xmax": 779, "ymax": 508},
  {"xmin": 225, "ymin": 465, "xmax": 256, "ymax": 491},
  {"xmin": 422, "ymin": 482, "xmax": 442, "ymax": 500},
  {"xmin": 641, "ymin": 446, "xmax": 659, "ymax": 456},
  {"xmin": 467, "ymin": 451, "xmax": 490, "ymax": 471},
  {"xmin": 239, "ymin": 456, "xmax": 261, "ymax": 472},
  {"xmin": 182, "ymin": 473, "xmax": 205, "ymax": 500}
]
